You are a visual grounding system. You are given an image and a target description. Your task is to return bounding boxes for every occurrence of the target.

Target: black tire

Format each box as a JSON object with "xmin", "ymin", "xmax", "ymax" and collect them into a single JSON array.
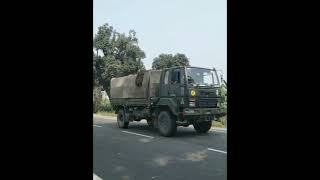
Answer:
[
  {"xmin": 193, "ymin": 121, "xmax": 212, "ymax": 133},
  {"xmin": 117, "ymin": 109, "xmax": 129, "ymax": 129},
  {"xmin": 158, "ymin": 111, "xmax": 177, "ymax": 137}
]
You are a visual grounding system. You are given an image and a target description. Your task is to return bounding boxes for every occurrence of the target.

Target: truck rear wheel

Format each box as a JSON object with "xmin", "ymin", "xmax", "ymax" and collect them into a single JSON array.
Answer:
[
  {"xmin": 158, "ymin": 111, "xmax": 177, "ymax": 137},
  {"xmin": 117, "ymin": 109, "xmax": 129, "ymax": 129},
  {"xmin": 193, "ymin": 121, "xmax": 212, "ymax": 133}
]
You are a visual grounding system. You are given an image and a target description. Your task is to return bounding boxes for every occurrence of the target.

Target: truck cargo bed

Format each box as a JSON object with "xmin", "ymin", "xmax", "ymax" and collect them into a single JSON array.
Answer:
[{"xmin": 110, "ymin": 98, "xmax": 149, "ymax": 106}]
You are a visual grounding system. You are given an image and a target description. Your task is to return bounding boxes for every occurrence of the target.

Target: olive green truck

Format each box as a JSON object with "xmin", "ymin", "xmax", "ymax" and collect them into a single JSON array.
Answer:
[{"xmin": 110, "ymin": 66, "xmax": 224, "ymax": 137}]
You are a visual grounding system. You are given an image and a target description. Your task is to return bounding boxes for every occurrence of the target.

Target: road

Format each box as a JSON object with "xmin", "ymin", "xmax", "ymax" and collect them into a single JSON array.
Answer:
[{"xmin": 93, "ymin": 115, "xmax": 227, "ymax": 180}]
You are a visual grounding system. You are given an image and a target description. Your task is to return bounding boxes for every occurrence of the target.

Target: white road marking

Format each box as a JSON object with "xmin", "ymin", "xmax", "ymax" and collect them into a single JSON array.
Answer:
[
  {"xmin": 122, "ymin": 131, "xmax": 154, "ymax": 139},
  {"xmin": 93, "ymin": 173, "xmax": 103, "ymax": 180},
  {"xmin": 207, "ymin": 148, "xmax": 227, "ymax": 154},
  {"xmin": 93, "ymin": 125, "xmax": 102, "ymax": 127}
]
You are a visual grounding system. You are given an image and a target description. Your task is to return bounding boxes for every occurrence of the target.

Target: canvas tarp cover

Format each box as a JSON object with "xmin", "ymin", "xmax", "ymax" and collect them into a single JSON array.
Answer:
[
  {"xmin": 110, "ymin": 70, "xmax": 161, "ymax": 99},
  {"xmin": 149, "ymin": 70, "xmax": 161, "ymax": 97}
]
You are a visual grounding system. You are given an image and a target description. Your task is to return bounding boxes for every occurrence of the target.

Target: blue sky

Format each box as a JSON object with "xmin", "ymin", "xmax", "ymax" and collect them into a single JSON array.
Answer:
[{"xmin": 94, "ymin": 0, "xmax": 226, "ymax": 79}]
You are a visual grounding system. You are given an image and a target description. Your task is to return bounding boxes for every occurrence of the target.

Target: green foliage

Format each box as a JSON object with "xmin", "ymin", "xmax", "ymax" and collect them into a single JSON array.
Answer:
[
  {"xmin": 93, "ymin": 90, "xmax": 114, "ymax": 113},
  {"xmin": 213, "ymin": 117, "xmax": 227, "ymax": 128},
  {"xmin": 218, "ymin": 83, "xmax": 227, "ymax": 114},
  {"xmin": 99, "ymin": 99, "xmax": 114, "ymax": 112},
  {"xmin": 93, "ymin": 86, "xmax": 103, "ymax": 113},
  {"xmin": 93, "ymin": 23, "xmax": 146, "ymax": 93},
  {"xmin": 215, "ymin": 81, "xmax": 227, "ymax": 127},
  {"xmin": 152, "ymin": 53, "xmax": 190, "ymax": 70}
]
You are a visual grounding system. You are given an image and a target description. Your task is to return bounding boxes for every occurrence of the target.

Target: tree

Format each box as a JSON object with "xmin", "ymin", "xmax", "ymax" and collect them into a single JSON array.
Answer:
[
  {"xmin": 93, "ymin": 51, "xmax": 101, "ymax": 87},
  {"xmin": 152, "ymin": 53, "xmax": 190, "ymax": 70},
  {"xmin": 93, "ymin": 23, "xmax": 146, "ymax": 94},
  {"xmin": 218, "ymin": 82, "xmax": 227, "ymax": 114},
  {"xmin": 93, "ymin": 86, "xmax": 103, "ymax": 113}
]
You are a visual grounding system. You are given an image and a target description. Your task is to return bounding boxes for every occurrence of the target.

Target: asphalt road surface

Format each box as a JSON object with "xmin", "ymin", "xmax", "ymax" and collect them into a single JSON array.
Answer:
[{"xmin": 93, "ymin": 115, "xmax": 227, "ymax": 180}]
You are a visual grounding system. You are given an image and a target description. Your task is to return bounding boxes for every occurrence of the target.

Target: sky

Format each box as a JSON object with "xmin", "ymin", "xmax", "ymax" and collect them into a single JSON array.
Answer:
[{"xmin": 94, "ymin": 0, "xmax": 226, "ymax": 80}]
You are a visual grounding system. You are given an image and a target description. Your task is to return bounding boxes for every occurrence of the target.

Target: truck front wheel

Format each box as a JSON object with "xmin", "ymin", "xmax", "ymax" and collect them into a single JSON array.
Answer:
[
  {"xmin": 193, "ymin": 121, "xmax": 212, "ymax": 133},
  {"xmin": 158, "ymin": 111, "xmax": 177, "ymax": 137},
  {"xmin": 117, "ymin": 109, "xmax": 129, "ymax": 129}
]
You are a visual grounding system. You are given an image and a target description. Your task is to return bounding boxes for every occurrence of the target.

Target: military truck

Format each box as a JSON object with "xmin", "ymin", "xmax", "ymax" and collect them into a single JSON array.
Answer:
[{"xmin": 110, "ymin": 66, "xmax": 224, "ymax": 137}]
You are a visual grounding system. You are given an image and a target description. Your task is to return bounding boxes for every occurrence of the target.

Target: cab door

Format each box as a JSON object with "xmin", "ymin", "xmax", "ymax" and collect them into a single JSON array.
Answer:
[
  {"xmin": 168, "ymin": 67, "xmax": 186, "ymax": 106},
  {"xmin": 160, "ymin": 69, "xmax": 170, "ymax": 97}
]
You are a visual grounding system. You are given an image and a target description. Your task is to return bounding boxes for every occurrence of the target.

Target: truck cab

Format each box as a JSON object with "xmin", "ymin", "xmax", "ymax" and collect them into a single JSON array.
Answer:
[{"xmin": 156, "ymin": 66, "xmax": 222, "ymax": 128}]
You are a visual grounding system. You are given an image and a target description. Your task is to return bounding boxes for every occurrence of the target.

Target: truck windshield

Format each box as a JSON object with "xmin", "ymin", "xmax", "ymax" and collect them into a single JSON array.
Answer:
[{"xmin": 186, "ymin": 67, "xmax": 220, "ymax": 87}]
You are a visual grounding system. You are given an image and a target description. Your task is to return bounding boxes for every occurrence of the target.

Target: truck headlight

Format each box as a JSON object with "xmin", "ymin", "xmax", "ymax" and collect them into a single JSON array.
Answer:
[{"xmin": 190, "ymin": 90, "xmax": 196, "ymax": 97}]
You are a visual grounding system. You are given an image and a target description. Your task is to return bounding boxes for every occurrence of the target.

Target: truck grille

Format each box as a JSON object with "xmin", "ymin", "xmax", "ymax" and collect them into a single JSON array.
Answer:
[
  {"xmin": 197, "ymin": 99, "xmax": 217, "ymax": 107},
  {"xmin": 199, "ymin": 91, "xmax": 217, "ymax": 97}
]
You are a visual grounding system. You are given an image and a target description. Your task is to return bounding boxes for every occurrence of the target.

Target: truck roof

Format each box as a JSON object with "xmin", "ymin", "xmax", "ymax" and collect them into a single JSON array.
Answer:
[
  {"xmin": 110, "ymin": 66, "xmax": 215, "ymax": 81},
  {"xmin": 162, "ymin": 66, "xmax": 214, "ymax": 71}
]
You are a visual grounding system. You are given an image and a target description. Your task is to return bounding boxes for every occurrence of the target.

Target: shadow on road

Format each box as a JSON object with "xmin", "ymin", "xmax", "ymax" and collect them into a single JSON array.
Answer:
[
  {"xmin": 127, "ymin": 120, "xmax": 214, "ymax": 138},
  {"xmin": 94, "ymin": 117, "xmax": 221, "ymax": 138}
]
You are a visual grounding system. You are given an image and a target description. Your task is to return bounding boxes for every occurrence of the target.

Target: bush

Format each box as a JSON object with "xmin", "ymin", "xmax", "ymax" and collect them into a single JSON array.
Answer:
[
  {"xmin": 93, "ymin": 86, "xmax": 103, "ymax": 113},
  {"xmin": 213, "ymin": 120, "xmax": 224, "ymax": 128},
  {"xmin": 216, "ymin": 84, "xmax": 227, "ymax": 127},
  {"xmin": 99, "ymin": 99, "xmax": 114, "ymax": 112},
  {"xmin": 214, "ymin": 116, "xmax": 227, "ymax": 127},
  {"xmin": 218, "ymin": 85, "xmax": 227, "ymax": 114},
  {"xmin": 93, "ymin": 86, "xmax": 115, "ymax": 113}
]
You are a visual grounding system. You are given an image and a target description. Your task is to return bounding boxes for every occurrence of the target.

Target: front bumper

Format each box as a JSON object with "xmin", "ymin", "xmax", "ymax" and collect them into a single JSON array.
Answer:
[
  {"xmin": 182, "ymin": 107, "xmax": 222, "ymax": 116},
  {"xmin": 176, "ymin": 108, "xmax": 224, "ymax": 125}
]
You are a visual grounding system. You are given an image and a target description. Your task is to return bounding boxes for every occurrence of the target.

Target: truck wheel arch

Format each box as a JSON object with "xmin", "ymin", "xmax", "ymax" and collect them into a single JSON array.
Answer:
[
  {"xmin": 155, "ymin": 106, "xmax": 176, "ymax": 118},
  {"xmin": 155, "ymin": 98, "xmax": 179, "ymax": 116}
]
